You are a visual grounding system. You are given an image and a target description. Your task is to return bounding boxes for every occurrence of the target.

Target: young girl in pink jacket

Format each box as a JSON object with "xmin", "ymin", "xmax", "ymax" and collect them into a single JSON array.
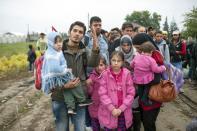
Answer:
[
  {"xmin": 86, "ymin": 55, "xmax": 107, "ymax": 131},
  {"xmin": 131, "ymin": 41, "xmax": 166, "ymax": 85},
  {"xmin": 98, "ymin": 51, "xmax": 135, "ymax": 130}
]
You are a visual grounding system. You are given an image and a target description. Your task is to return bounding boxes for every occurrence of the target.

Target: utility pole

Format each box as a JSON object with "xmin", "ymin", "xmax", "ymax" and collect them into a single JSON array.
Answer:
[
  {"xmin": 27, "ymin": 24, "xmax": 30, "ymax": 42},
  {"xmin": 88, "ymin": 13, "xmax": 90, "ymax": 29}
]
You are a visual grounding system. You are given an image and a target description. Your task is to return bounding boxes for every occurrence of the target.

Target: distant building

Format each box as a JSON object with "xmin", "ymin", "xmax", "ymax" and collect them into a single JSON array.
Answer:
[{"xmin": 0, "ymin": 32, "xmax": 27, "ymax": 44}]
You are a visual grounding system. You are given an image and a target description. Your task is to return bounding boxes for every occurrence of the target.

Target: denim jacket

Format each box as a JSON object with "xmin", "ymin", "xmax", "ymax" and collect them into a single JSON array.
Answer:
[{"xmin": 85, "ymin": 32, "xmax": 109, "ymax": 63}]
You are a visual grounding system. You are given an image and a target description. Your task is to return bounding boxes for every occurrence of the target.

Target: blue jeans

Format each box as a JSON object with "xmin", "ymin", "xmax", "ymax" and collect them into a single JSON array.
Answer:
[
  {"xmin": 28, "ymin": 61, "xmax": 34, "ymax": 71},
  {"xmin": 171, "ymin": 62, "xmax": 182, "ymax": 70},
  {"xmin": 52, "ymin": 100, "xmax": 86, "ymax": 131}
]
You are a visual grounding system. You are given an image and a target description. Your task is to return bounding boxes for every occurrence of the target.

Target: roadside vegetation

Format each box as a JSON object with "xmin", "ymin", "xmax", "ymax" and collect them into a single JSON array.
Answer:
[{"xmin": 0, "ymin": 42, "xmax": 36, "ymax": 78}]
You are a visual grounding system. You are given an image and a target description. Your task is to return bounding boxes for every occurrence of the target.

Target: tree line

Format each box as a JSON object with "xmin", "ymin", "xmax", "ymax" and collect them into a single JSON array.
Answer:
[{"xmin": 125, "ymin": 7, "xmax": 197, "ymax": 39}]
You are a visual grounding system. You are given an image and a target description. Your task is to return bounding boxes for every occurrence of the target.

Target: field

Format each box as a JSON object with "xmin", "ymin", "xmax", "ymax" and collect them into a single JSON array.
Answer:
[
  {"xmin": 0, "ymin": 42, "xmax": 38, "ymax": 78},
  {"xmin": 0, "ymin": 42, "xmax": 36, "ymax": 58}
]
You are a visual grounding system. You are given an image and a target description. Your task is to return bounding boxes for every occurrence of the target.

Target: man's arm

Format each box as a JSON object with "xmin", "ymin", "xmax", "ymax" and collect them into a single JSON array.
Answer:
[{"xmin": 86, "ymin": 27, "xmax": 100, "ymax": 67}]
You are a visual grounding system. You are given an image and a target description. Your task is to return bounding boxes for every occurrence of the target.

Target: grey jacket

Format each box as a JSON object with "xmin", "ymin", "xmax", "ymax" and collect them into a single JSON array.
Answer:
[{"xmin": 155, "ymin": 39, "xmax": 170, "ymax": 63}]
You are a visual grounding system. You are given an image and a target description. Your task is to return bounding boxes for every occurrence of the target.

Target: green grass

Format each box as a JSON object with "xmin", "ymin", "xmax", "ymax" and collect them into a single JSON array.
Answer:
[{"xmin": 0, "ymin": 42, "xmax": 36, "ymax": 58}]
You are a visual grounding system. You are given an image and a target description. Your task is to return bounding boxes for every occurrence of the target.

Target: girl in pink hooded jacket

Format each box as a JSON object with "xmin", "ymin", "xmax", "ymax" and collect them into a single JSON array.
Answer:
[
  {"xmin": 86, "ymin": 55, "xmax": 107, "ymax": 131},
  {"xmin": 98, "ymin": 51, "xmax": 135, "ymax": 130}
]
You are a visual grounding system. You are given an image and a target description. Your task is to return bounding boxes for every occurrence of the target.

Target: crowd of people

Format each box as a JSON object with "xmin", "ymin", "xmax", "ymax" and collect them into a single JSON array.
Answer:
[{"xmin": 28, "ymin": 16, "xmax": 197, "ymax": 131}]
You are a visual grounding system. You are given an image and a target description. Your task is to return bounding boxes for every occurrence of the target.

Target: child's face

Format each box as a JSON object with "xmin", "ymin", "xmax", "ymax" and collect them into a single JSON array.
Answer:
[
  {"xmin": 121, "ymin": 43, "xmax": 131, "ymax": 53},
  {"xmin": 95, "ymin": 60, "xmax": 106, "ymax": 74},
  {"xmin": 54, "ymin": 41, "xmax": 63, "ymax": 52},
  {"xmin": 155, "ymin": 33, "xmax": 163, "ymax": 42},
  {"xmin": 111, "ymin": 55, "xmax": 123, "ymax": 72}
]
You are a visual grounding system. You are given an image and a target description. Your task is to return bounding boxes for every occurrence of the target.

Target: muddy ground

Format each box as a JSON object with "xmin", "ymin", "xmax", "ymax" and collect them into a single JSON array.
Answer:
[{"xmin": 0, "ymin": 72, "xmax": 197, "ymax": 131}]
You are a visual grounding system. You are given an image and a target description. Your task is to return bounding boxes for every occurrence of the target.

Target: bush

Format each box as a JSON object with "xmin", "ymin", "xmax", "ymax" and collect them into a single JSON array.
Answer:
[{"xmin": 0, "ymin": 54, "xmax": 28, "ymax": 77}]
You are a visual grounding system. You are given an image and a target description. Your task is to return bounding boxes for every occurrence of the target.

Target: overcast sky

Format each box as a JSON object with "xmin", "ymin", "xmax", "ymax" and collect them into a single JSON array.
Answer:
[{"xmin": 0, "ymin": 0, "xmax": 196, "ymax": 34}]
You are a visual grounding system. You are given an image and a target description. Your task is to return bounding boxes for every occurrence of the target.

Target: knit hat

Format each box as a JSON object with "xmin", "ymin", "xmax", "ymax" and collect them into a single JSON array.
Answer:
[
  {"xmin": 120, "ymin": 35, "xmax": 132, "ymax": 45},
  {"xmin": 132, "ymin": 33, "xmax": 159, "ymax": 50}
]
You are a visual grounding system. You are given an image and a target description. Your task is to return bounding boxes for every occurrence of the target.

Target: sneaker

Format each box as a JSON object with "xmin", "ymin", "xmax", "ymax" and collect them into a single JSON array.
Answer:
[
  {"xmin": 179, "ymin": 88, "xmax": 184, "ymax": 94},
  {"xmin": 78, "ymin": 99, "xmax": 93, "ymax": 107},
  {"xmin": 68, "ymin": 109, "xmax": 76, "ymax": 115}
]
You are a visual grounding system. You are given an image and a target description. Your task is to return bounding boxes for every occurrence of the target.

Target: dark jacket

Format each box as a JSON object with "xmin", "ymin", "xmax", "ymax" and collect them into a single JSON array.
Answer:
[
  {"xmin": 191, "ymin": 43, "xmax": 197, "ymax": 67},
  {"xmin": 27, "ymin": 49, "xmax": 36, "ymax": 63},
  {"xmin": 108, "ymin": 38, "xmax": 121, "ymax": 57},
  {"xmin": 183, "ymin": 42, "xmax": 194, "ymax": 67},
  {"xmin": 51, "ymin": 40, "xmax": 100, "ymax": 101},
  {"xmin": 169, "ymin": 40, "xmax": 186, "ymax": 63}
]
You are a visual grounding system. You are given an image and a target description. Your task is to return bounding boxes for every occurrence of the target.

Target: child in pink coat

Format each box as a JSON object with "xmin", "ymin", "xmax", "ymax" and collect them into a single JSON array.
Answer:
[
  {"xmin": 98, "ymin": 51, "xmax": 135, "ymax": 130},
  {"xmin": 86, "ymin": 55, "xmax": 107, "ymax": 131},
  {"xmin": 131, "ymin": 41, "xmax": 166, "ymax": 85}
]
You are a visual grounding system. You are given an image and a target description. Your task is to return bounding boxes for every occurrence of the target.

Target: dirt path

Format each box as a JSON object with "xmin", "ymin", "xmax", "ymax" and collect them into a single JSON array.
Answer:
[
  {"xmin": 0, "ymin": 75, "xmax": 53, "ymax": 131},
  {"xmin": 0, "ymin": 74, "xmax": 196, "ymax": 131},
  {"xmin": 157, "ymin": 99, "xmax": 195, "ymax": 131}
]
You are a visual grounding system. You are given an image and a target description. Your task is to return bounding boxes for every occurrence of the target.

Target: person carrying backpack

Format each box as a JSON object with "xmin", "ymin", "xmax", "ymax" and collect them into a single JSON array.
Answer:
[{"xmin": 154, "ymin": 31, "xmax": 170, "ymax": 63}]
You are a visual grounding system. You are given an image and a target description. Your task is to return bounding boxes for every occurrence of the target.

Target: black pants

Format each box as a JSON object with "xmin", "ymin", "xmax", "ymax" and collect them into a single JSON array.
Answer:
[
  {"xmin": 141, "ymin": 108, "xmax": 160, "ymax": 131},
  {"xmin": 127, "ymin": 108, "xmax": 141, "ymax": 131}
]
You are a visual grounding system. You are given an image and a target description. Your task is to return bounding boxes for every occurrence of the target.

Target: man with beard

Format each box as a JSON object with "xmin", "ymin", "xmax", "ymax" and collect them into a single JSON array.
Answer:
[
  {"xmin": 51, "ymin": 21, "xmax": 99, "ymax": 131},
  {"xmin": 85, "ymin": 16, "xmax": 109, "ymax": 63}
]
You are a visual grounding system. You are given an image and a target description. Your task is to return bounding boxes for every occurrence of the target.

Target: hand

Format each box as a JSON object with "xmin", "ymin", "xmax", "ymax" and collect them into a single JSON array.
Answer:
[
  {"xmin": 112, "ymin": 109, "xmax": 117, "ymax": 117},
  {"xmin": 86, "ymin": 79, "xmax": 93, "ymax": 87},
  {"xmin": 165, "ymin": 65, "xmax": 170, "ymax": 71},
  {"xmin": 176, "ymin": 51, "xmax": 180, "ymax": 54},
  {"xmin": 91, "ymin": 27, "xmax": 99, "ymax": 50},
  {"xmin": 112, "ymin": 108, "xmax": 121, "ymax": 117},
  {"xmin": 116, "ymin": 109, "xmax": 122, "ymax": 116},
  {"xmin": 63, "ymin": 77, "xmax": 80, "ymax": 89},
  {"xmin": 163, "ymin": 66, "xmax": 167, "ymax": 71}
]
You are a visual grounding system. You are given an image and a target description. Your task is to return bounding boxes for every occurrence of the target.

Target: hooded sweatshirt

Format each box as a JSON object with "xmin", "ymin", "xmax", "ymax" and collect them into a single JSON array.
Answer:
[{"xmin": 41, "ymin": 32, "xmax": 73, "ymax": 94}]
